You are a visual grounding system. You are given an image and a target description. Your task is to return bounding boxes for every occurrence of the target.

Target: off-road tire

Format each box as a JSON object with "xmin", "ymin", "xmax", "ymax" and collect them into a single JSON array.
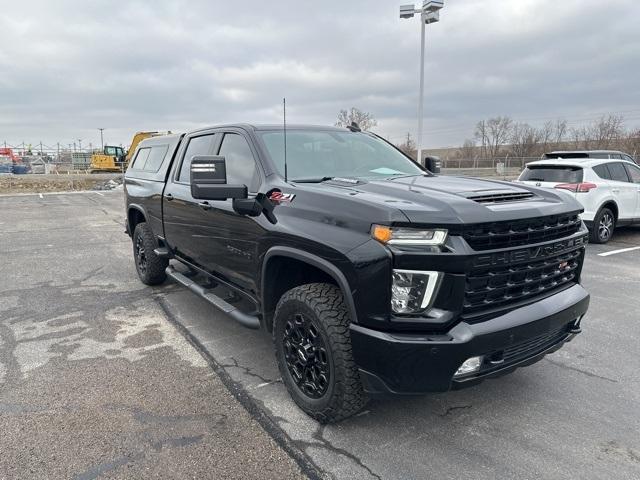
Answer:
[
  {"xmin": 273, "ymin": 283, "xmax": 367, "ymax": 423},
  {"xmin": 590, "ymin": 207, "xmax": 615, "ymax": 244},
  {"xmin": 133, "ymin": 222, "xmax": 168, "ymax": 285}
]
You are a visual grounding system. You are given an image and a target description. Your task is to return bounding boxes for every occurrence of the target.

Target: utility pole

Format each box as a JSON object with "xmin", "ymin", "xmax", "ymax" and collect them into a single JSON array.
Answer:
[
  {"xmin": 98, "ymin": 128, "xmax": 105, "ymax": 150},
  {"xmin": 78, "ymin": 139, "xmax": 83, "ymax": 151}
]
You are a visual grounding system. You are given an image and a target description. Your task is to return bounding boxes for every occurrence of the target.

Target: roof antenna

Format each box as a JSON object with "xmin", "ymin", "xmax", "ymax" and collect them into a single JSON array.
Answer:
[
  {"xmin": 283, "ymin": 97, "xmax": 288, "ymax": 183},
  {"xmin": 347, "ymin": 121, "xmax": 361, "ymax": 132}
]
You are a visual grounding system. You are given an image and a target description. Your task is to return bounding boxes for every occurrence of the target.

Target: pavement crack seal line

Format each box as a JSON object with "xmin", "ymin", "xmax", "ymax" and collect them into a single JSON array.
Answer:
[
  {"xmin": 295, "ymin": 424, "xmax": 383, "ymax": 480},
  {"xmin": 544, "ymin": 357, "xmax": 618, "ymax": 383},
  {"xmin": 0, "ymin": 320, "xmax": 22, "ymax": 390},
  {"xmin": 219, "ymin": 355, "xmax": 276, "ymax": 384},
  {"xmin": 439, "ymin": 404, "xmax": 472, "ymax": 417},
  {"xmin": 154, "ymin": 295, "xmax": 325, "ymax": 480},
  {"xmin": 71, "ymin": 433, "xmax": 205, "ymax": 480}
]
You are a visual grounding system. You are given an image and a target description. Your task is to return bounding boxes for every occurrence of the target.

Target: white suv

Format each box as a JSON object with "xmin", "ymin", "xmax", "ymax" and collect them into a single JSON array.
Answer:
[{"xmin": 516, "ymin": 158, "xmax": 640, "ymax": 243}]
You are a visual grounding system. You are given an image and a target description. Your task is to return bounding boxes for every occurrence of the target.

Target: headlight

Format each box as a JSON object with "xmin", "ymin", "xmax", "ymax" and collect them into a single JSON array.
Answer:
[
  {"xmin": 391, "ymin": 269, "xmax": 441, "ymax": 314},
  {"xmin": 372, "ymin": 225, "xmax": 448, "ymax": 246}
]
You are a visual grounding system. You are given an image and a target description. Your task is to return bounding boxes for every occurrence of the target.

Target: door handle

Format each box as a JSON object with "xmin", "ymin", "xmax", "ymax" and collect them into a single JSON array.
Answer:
[
  {"xmin": 199, "ymin": 201, "xmax": 211, "ymax": 211},
  {"xmin": 165, "ymin": 193, "xmax": 174, "ymax": 201},
  {"xmin": 612, "ymin": 189, "xmax": 620, "ymax": 193}
]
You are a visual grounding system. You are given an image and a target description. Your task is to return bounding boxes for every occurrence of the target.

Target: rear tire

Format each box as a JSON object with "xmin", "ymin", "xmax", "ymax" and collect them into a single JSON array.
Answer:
[
  {"xmin": 590, "ymin": 207, "xmax": 615, "ymax": 244},
  {"xmin": 132, "ymin": 222, "xmax": 168, "ymax": 285},
  {"xmin": 273, "ymin": 283, "xmax": 367, "ymax": 423}
]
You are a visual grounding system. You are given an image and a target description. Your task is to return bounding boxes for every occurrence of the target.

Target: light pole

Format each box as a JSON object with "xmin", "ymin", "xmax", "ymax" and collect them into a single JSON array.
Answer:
[
  {"xmin": 98, "ymin": 128, "xmax": 105, "ymax": 151},
  {"xmin": 400, "ymin": 1, "xmax": 443, "ymax": 165}
]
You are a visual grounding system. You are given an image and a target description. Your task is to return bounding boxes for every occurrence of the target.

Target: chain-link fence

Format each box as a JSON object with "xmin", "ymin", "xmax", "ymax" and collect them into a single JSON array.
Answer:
[
  {"xmin": 439, "ymin": 155, "xmax": 640, "ymax": 180},
  {"xmin": 439, "ymin": 157, "xmax": 538, "ymax": 180},
  {"xmin": 1, "ymin": 141, "xmax": 122, "ymax": 174}
]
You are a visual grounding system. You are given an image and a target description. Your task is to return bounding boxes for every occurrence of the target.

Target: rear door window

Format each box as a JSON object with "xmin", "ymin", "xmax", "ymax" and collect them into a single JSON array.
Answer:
[
  {"xmin": 177, "ymin": 134, "xmax": 216, "ymax": 183},
  {"xmin": 624, "ymin": 163, "xmax": 640, "ymax": 184},
  {"xmin": 608, "ymin": 162, "xmax": 631, "ymax": 183},
  {"xmin": 520, "ymin": 166, "xmax": 583, "ymax": 183}
]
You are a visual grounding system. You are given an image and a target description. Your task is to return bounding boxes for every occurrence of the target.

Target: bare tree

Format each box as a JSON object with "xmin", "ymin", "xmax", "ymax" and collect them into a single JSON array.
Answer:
[
  {"xmin": 589, "ymin": 114, "xmax": 625, "ymax": 149},
  {"xmin": 623, "ymin": 128, "xmax": 640, "ymax": 157},
  {"xmin": 474, "ymin": 120, "xmax": 489, "ymax": 158},
  {"xmin": 459, "ymin": 139, "xmax": 476, "ymax": 160},
  {"xmin": 397, "ymin": 132, "xmax": 416, "ymax": 158},
  {"xmin": 510, "ymin": 123, "xmax": 541, "ymax": 158},
  {"xmin": 537, "ymin": 119, "xmax": 567, "ymax": 153},
  {"xmin": 335, "ymin": 107, "xmax": 378, "ymax": 131},
  {"xmin": 569, "ymin": 115, "xmax": 625, "ymax": 150},
  {"xmin": 553, "ymin": 119, "xmax": 568, "ymax": 145},
  {"xmin": 474, "ymin": 116, "xmax": 512, "ymax": 158}
]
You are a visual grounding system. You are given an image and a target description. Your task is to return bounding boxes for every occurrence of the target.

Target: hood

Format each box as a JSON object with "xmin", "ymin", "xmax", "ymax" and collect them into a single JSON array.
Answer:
[{"xmin": 302, "ymin": 175, "xmax": 583, "ymax": 225}]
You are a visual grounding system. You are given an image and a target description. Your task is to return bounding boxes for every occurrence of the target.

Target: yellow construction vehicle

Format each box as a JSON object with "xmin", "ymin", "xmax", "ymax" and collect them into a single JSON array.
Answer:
[{"xmin": 90, "ymin": 131, "xmax": 162, "ymax": 173}]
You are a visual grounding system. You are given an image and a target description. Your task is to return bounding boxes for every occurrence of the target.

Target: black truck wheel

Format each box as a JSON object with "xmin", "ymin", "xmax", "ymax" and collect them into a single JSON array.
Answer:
[
  {"xmin": 590, "ymin": 207, "xmax": 615, "ymax": 244},
  {"xmin": 273, "ymin": 283, "xmax": 367, "ymax": 423},
  {"xmin": 132, "ymin": 222, "xmax": 168, "ymax": 285}
]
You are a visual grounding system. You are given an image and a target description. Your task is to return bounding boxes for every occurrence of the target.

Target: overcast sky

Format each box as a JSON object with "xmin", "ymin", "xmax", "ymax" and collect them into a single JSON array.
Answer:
[{"xmin": 1, "ymin": 0, "xmax": 639, "ymax": 150}]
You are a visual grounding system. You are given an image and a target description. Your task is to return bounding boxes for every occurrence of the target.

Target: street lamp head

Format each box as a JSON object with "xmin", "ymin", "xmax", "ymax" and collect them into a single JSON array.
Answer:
[
  {"xmin": 400, "ymin": 4, "xmax": 416, "ymax": 18},
  {"xmin": 422, "ymin": 0, "xmax": 444, "ymax": 13},
  {"xmin": 423, "ymin": 10, "xmax": 440, "ymax": 24}
]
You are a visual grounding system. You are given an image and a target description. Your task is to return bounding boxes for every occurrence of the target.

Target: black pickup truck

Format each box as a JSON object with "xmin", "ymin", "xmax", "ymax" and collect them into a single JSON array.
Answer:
[{"xmin": 124, "ymin": 124, "xmax": 590, "ymax": 423}]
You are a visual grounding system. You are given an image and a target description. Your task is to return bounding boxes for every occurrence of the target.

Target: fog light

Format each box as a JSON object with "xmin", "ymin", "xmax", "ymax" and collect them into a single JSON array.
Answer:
[
  {"xmin": 391, "ymin": 270, "xmax": 441, "ymax": 314},
  {"xmin": 454, "ymin": 356, "xmax": 483, "ymax": 378}
]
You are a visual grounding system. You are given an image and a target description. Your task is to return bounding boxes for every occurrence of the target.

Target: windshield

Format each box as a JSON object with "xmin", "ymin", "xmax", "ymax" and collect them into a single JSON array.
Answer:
[
  {"xmin": 258, "ymin": 130, "xmax": 424, "ymax": 180},
  {"xmin": 520, "ymin": 166, "xmax": 583, "ymax": 183}
]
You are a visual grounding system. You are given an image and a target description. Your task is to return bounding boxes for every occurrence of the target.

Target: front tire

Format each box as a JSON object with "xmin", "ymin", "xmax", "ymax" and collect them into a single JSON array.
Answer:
[
  {"xmin": 273, "ymin": 283, "xmax": 367, "ymax": 423},
  {"xmin": 590, "ymin": 207, "xmax": 615, "ymax": 244},
  {"xmin": 132, "ymin": 222, "xmax": 168, "ymax": 285}
]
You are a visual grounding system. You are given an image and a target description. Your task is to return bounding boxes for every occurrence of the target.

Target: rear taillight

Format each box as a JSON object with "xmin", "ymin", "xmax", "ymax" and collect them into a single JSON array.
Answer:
[{"xmin": 554, "ymin": 182, "xmax": 597, "ymax": 193}]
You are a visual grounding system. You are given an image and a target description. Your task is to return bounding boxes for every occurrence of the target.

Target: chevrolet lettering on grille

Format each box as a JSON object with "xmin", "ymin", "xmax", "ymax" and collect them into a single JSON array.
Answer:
[{"xmin": 473, "ymin": 236, "xmax": 586, "ymax": 268}]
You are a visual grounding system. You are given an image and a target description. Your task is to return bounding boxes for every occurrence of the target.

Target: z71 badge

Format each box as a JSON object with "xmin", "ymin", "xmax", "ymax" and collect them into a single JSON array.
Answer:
[{"xmin": 269, "ymin": 191, "xmax": 296, "ymax": 204}]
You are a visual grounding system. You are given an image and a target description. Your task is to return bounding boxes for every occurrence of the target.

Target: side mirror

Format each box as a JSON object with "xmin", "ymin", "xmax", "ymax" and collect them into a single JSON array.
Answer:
[
  {"xmin": 423, "ymin": 155, "xmax": 441, "ymax": 174},
  {"xmin": 190, "ymin": 155, "xmax": 248, "ymax": 201}
]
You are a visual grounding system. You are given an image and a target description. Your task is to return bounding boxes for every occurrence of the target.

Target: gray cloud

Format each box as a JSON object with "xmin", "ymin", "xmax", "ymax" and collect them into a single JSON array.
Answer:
[{"xmin": 1, "ymin": 0, "xmax": 638, "ymax": 149}]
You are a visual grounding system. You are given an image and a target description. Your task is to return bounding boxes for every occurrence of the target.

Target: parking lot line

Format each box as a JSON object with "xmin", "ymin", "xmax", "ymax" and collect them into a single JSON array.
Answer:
[
  {"xmin": 0, "ymin": 190, "xmax": 119, "ymax": 198},
  {"xmin": 598, "ymin": 246, "xmax": 640, "ymax": 257}
]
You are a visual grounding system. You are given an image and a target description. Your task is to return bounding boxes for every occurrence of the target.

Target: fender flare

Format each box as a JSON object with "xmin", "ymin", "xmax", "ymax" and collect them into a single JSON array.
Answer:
[
  {"xmin": 261, "ymin": 246, "xmax": 358, "ymax": 324},
  {"xmin": 126, "ymin": 204, "xmax": 148, "ymax": 235}
]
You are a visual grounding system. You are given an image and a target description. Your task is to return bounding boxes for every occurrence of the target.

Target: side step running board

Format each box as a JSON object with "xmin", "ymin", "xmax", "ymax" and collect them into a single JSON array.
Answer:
[
  {"xmin": 154, "ymin": 247, "xmax": 170, "ymax": 258},
  {"xmin": 165, "ymin": 266, "xmax": 261, "ymax": 330}
]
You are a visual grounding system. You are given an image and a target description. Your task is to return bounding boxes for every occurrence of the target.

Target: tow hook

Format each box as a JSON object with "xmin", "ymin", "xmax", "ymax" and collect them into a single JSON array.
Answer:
[{"xmin": 565, "ymin": 316, "xmax": 583, "ymax": 342}]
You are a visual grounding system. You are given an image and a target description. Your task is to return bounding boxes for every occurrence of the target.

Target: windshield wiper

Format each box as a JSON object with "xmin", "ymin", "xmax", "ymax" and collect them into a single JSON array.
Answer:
[{"xmin": 291, "ymin": 176, "xmax": 334, "ymax": 183}]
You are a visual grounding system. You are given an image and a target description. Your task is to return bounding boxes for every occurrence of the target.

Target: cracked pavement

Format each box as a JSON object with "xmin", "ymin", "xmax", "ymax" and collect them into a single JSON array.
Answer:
[
  {"xmin": 2, "ymin": 191, "xmax": 640, "ymax": 480},
  {"xmin": 0, "ymin": 192, "xmax": 306, "ymax": 480}
]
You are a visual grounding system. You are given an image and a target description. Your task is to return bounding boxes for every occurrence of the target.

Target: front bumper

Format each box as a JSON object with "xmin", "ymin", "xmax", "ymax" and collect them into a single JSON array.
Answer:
[{"xmin": 350, "ymin": 283, "xmax": 589, "ymax": 394}]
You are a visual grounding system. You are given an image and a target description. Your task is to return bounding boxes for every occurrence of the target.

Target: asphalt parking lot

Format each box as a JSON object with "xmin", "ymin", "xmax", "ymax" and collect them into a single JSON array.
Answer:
[{"xmin": 2, "ymin": 190, "xmax": 639, "ymax": 479}]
